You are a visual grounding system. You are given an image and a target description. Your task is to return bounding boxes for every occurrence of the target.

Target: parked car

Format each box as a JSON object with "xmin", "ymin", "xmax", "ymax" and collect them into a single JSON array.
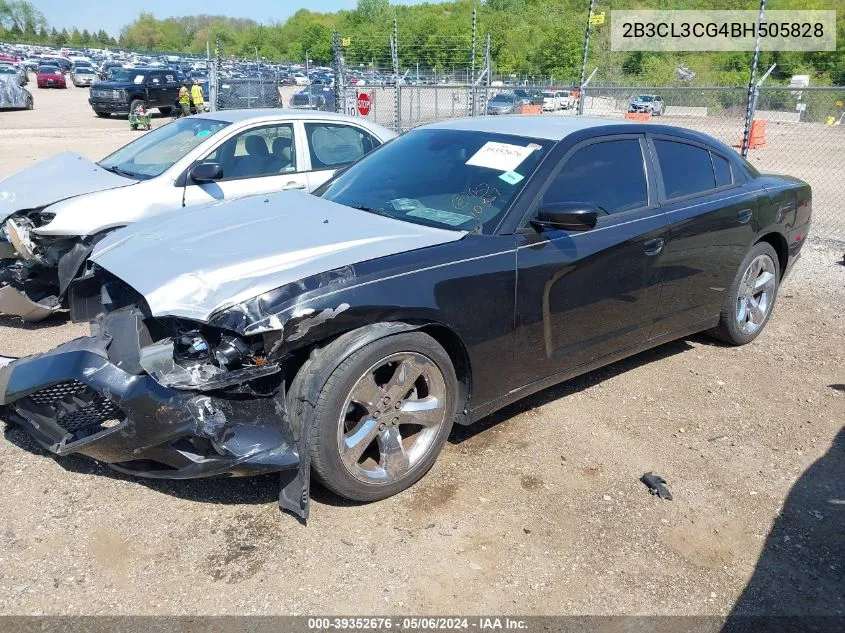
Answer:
[
  {"xmin": 486, "ymin": 92, "xmax": 519, "ymax": 114},
  {"xmin": 541, "ymin": 91, "xmax": 562, "ymax": 112},
  {"xmin": 290, "ymin": 85, "xmax": 335, "ymax": 111},
  {"xmin": 0, "ymin": 64, "xmax": 25, "ymax": 87},
  {"xmin": 0, "ymin": 62, "xmax": 27, "ymax": 85},
  {"xmin": 0, "ymin": 117, "xmax": 811, "ymax": 520},
  {"xmin": 0, "ymin": 72, "xmax": 34, "ymax": 110},
  {"xmin": 70, "ymin": 65, "xmax": 97, "ymax": 87},
  {"xmin": 0, "ymin": 110, "xmax": 394, "ymax": 321},
  {"xmin": 98, "ymin": 60, "xmax": 124, "ymax": 81},
  {"xmin": 628, "ymin": 94, "xmax": 664, "ymax": 116},
  {"xmin": 217, "ymin": 78, "xmax": 277, "ymax": 110},
  {"xmin": 35, "ymin": 65, "xmax": 66, "ymax": 89},
  {"xmin": 88, "ymin": 68, "xmax": 180, "ymax": 117},
  {"xmin": 558, "ymin": 89, "xmax": 575, "ymax": 110},
  {"xmin": 22, "ymin": 58, "xmax": 40, "ymax": 72},
  {"xmin": 513, "ymin": 88, "xmax": 543, "ymax": 105}
]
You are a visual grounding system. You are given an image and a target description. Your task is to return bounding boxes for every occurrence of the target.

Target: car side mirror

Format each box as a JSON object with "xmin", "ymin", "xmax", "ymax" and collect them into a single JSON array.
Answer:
[
  {"xmin": 530, "ymin": 202, "xmax": 599, "ymax": 232},
  {"xmin": 189, "ymin": 162, "xmax": 223, "ymax": 183}
]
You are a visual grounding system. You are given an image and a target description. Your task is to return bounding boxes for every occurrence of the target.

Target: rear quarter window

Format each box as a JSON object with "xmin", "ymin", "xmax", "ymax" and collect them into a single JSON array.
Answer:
[{"xmin": 712, "ymin": 153, "xmax": 732, "ymax": 188}]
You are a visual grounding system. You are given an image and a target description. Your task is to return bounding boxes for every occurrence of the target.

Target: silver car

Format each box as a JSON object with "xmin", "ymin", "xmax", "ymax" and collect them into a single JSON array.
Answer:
[
  {"xmin": 486, "ymin": 93, "xmax": 519, "ymax": 115},
  {"xmin": 0, "ymin": 73, "xmax": 33, "ymax": 110},
  {"xmin": 71, "ymin": 66, "xmax": 97, "ymax": 87},
  {"xmin": 0, "ymin": 109, "xmax": 395, "ymax": 320}
]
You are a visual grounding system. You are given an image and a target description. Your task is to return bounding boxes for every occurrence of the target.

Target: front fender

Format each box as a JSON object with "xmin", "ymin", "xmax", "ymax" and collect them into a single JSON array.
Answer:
[{"xmin": 33, "ymin": 178, "xmax": 182, "ymax": 238}]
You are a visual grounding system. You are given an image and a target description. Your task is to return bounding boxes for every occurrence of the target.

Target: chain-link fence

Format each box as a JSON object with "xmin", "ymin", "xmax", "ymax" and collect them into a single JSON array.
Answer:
[{"xmin": 200, "ymin": 8, "xmax": 845, "ymax": 245}]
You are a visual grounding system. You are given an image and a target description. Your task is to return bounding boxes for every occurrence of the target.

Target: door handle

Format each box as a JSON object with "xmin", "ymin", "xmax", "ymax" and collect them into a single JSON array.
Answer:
[
  {"xmin": 281, "ymin": 182, "xmax": 306, "ymax": 191},
  {"xmin": 737, "ymin": 208, "xmax": 753, "ymax": 224},
  {"xmin": 643, "ymin": 237, "xmax": 665, "ymax": 256}
]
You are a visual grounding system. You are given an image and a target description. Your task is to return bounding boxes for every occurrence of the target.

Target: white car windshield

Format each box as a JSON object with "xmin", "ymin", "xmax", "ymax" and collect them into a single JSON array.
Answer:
[{"xmin": 98, "ymin": 117, "xmax": 230, "ymax": 180}]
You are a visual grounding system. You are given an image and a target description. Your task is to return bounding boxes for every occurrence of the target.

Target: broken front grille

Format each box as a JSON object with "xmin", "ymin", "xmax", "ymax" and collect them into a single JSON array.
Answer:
[
  {"xmin": 26, "ymin": 380, "xmax": 87, "ymax": 406},
  {"xmin": 21, "ymin": 381, "xmax": 125, "ymax": 439}
]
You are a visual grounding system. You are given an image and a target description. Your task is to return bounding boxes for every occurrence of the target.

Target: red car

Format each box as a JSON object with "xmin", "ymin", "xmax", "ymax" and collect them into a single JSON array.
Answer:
[{"xmin": 36, "ymin": 65, "xmax": 66, "ymax": 89}]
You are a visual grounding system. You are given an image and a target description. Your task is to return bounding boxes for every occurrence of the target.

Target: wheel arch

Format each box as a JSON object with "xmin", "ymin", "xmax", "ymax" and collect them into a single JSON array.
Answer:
[
  {"xmin": 755, "ymin": 231, "xmax": 788, "ymax": 279},
  {"xmin": 285, "ymin": 319, "xmax": 473, "ymax": 425}
]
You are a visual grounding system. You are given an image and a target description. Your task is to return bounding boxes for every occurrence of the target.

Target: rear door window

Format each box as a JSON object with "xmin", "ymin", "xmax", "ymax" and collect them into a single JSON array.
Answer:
[
  {"xmin": 654, "ymin": 140, "xmax": 716, "ymax": 199},
  {"xmin": 304, "ymin": 123, "xmax": 381, "ymax": 170}
]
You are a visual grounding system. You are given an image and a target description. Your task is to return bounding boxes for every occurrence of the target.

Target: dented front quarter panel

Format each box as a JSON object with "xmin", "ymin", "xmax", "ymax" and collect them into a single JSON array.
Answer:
[{"xmin": 208, "ymin": 232, "xmax": 520, "ymax": 410}]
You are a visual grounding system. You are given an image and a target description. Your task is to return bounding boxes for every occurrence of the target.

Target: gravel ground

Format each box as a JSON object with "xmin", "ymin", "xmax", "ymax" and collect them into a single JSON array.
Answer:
[{"xmin": 0, "ymin": 86, "xmax": 842, "ymax": 617}]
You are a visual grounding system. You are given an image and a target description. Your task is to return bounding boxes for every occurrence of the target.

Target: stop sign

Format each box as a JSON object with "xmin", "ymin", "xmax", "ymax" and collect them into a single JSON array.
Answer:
[{"xmin": 356, "ymin": 93, "xmax": 371, "ymax": 116}]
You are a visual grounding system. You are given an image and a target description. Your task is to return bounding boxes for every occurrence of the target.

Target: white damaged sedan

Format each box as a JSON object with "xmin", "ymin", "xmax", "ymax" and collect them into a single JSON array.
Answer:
[{"xmin": 0, "ymin": 109, "xmax": 394, "ymax": 321}]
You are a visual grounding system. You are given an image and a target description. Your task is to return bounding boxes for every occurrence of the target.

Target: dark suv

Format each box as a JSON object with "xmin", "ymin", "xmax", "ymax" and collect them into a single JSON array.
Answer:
[{"xmin": 89, "ymin": 68, "xmax": 180, "ymax": 117}]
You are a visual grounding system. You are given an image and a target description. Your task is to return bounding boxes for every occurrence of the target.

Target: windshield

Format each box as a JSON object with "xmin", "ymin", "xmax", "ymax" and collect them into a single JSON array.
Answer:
[
  {"xmin": 39, "ymin": 66, "xmax": 58, "ymax": 74},
  {"xmin": 317, "ymin": 129, "xmax": 553, "ymax": 234},
  {"xmin": 108, "ymin": 68, "xmax": 145, "ymax": 82},
  {"xmin": 0, "ymin": 67, "xmax": 15, "ymax": 74},
  {"xmin": 99, "ymin": 117, "xmax": 230, "ymax": 180},
  {"xmin": 637, "ymin": 95, "xmax": 655, "ymax": 102},
  {"xmin": 491, "ymin": 95, "xmax": 513, "ymax": 103},
  {"xmin": 75, "ymin": 67, "xmax": 94, "ymax": 73},
  {"xmin": 542, "ymin": 92, "xmax": 555, "ymax": 98}
]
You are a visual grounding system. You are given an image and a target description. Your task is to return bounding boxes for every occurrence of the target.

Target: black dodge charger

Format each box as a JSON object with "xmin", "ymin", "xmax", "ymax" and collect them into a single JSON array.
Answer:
[{"xmin": 0, "ymin": 116, "xmax": 811, "ymax": 520}]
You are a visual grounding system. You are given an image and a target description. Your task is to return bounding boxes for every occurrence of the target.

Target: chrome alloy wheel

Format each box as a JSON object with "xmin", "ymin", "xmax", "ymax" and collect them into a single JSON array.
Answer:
[
  {"xmin": 338, "ymin": 352, "xmax": 448, "ymax": 484},
  {"xmin": 736, "ymin": 254, "xmax": 776, "ymax": 335}
]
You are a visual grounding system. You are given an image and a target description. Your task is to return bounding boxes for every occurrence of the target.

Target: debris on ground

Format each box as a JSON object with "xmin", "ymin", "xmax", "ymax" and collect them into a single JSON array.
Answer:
[{"xmin": 641, "ymin": 472, "xmax": 673, "ymax": 500}]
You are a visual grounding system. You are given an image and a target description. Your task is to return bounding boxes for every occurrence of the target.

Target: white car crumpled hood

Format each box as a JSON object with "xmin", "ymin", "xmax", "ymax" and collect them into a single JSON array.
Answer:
[
  {"xmin": 91, "ymin": 191, "xmax": 466, "ymax": 322},
  {"xmin": 0, "ymin": 152, "xmax": 135, "ymax": 223}
]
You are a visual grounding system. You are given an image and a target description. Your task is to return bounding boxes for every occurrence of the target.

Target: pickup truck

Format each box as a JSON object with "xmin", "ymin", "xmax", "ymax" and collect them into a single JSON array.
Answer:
[{"xmin": 88, "ymin": 67, "xmax": 180, "ymax": 117}]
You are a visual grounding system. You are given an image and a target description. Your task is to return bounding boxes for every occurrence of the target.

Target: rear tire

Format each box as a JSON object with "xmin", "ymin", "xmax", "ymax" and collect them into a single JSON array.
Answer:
[
  {"xmin": 159, "ymin": 106, "xmax": 172, "ymax": 115},
  {"xmin": 710, "ymin": 242, "xmax": 780, "ymax": 346},
  {"xmin": 297, "ymin": 331, "xmax": 458, "ymax": 502},
  {"xmin": 25, "ymin": 96, "xmax": 33, "ymax": 110}
]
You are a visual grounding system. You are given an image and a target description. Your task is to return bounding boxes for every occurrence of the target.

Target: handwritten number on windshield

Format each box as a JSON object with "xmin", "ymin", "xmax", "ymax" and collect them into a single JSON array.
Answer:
[{"xmin": 453, "ymin": 183, "xmax": 501, "ymax": 218}]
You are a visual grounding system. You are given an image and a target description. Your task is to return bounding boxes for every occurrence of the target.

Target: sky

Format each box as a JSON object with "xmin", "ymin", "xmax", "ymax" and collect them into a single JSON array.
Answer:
[{"xmin": 33, "ymin": 1, "xmax": 422, "ymax": 37}]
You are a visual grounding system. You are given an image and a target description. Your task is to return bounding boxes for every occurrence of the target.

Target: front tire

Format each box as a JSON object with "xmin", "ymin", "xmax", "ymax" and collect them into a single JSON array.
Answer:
[
  {"xmin": 710, "ymin": 242, "xmax": 780, "ymax": 345},
  {"xmin": 302, "ymin": 331, "xmax": 458, "ymax": 502},
  {"xmin": 159, "ymin": 106, "xmax": 172, "ymax": 115},
  {"xmin": 128, "ymin": 99, "xmax": 146, "ymax": 117}
]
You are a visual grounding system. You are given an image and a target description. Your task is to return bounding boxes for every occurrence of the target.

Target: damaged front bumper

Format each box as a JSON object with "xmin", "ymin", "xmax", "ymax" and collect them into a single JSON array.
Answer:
[
  {"xmin": 0, "ymin": 283, "xmax": 60, "ymax": 321},
  {"xmin": 0, "ymin": 218, "xmax": 106, "ymax": 321},
  {"xmin": 0, "ymin": 334, "xmax": 307, "ymax": 518}
]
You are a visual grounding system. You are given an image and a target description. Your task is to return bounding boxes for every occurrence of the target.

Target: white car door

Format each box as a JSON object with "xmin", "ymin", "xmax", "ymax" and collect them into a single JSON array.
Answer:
[
  {"xmin": 182, "ymin": 122, "xmax": 309, "ymax": 208},
  {"xmin": 301, "ymin": 120, "xmax": 384, "ymax": 190}
]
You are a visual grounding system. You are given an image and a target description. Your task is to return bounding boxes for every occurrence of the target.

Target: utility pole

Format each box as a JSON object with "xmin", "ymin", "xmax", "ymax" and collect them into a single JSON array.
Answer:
[
  {"xmin": 305, "ymin": 50, "xmax": 311, "ymax": 109},
  {"xmin": 578, "ymin": 0, "xmax": 595, "ymax": 115},
  {"xmin": 741, "ymin": 0, "xmax": 767, "ymax": 157}
]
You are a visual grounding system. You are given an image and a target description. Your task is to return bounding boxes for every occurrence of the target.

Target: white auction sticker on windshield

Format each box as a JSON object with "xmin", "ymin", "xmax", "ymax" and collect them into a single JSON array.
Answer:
[
  {"xmin": 466, "ymin": 142, "xmax": 537, "ymax": 172},
  {"xmin": 407, "ymin": 207, "xmax": 469, "ymax": 227}
]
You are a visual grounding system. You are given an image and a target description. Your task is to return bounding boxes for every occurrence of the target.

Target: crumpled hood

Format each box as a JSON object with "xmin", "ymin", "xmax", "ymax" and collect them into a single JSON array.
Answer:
[
  {"xmin": 0, "ymin": 152, "xmax": 135, "ymax": 223},
  {"xmin": 91, "ymin": 191, "xmax": 465, "ymax": 322}
]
